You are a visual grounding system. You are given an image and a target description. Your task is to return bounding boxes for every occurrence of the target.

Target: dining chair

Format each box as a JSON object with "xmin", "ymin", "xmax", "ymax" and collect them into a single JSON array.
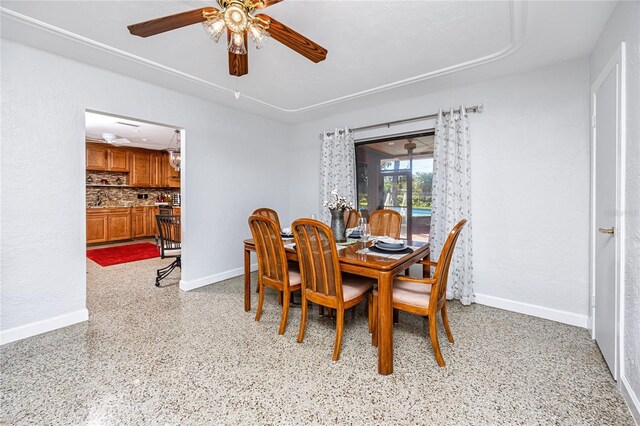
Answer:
[
  {"xmin": 369, "ymin": 209, "xmax": 402, "ymax": 238},
  {"xmin": 248, "ymin": 215, "xmax": 302, "ymax": 335},
  {"xmin": 371, "ymin": 219, "xmax": 467, "ymax": 367},
  {"xmin": 155, "ymin": 214, "xmax": 181, "ymax": 287},
  {"xmin": 292, "ymin": 218, "xmax": 374, "ymax": 361},
  {"xmin": 252, "ymin": 207, "xmax": 281, "ymax": 230},
  {"xmin": 343, "ymin": 209, "xmax": 360, "ymax": 229}
]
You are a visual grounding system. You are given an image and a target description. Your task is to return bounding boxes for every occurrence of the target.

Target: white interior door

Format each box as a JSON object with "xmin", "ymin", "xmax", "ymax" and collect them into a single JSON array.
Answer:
[{"xmin": 591, "ymin": 47, "xmax": 623, "ymax": 379}]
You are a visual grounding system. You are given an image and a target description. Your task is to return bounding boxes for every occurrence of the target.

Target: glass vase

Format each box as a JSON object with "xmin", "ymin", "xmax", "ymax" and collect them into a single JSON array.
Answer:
[{"xmin": 330, "ymin": 208, "xmax": 347, "ymax": 243}]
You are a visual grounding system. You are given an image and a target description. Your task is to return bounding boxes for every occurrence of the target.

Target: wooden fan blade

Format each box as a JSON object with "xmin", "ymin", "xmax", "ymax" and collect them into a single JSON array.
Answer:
[
  {"xmin": 228, "ymin": 31, "xmax": 249, "ymax": 76},
  {"xmin": 128, "ymin": 7, "xmax": 218, "ymax": 38},
  {"xmin": 256, "ymin": 14, "xmax": 327, "ymax": 63},
  {"xmin": 254, "ymin": 0, "xmax": 283, "ymax": 9}
]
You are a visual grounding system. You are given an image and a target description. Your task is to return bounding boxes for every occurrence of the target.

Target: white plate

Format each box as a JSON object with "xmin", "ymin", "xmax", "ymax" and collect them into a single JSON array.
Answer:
[{"xmin": 374, "ymin": 242, "xmax": 407, "ymax": 252}]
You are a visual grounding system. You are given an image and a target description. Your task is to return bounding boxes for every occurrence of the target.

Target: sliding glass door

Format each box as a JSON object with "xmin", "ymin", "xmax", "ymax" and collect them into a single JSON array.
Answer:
[{"xmin": 355, "ymin": 134, "xmax": 433, "ymax": 242}]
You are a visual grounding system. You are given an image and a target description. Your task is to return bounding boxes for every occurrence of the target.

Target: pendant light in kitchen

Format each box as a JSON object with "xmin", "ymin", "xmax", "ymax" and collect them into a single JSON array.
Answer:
[{"xmin": 167, "ymin": 129, "xmax": 181, "ymax": 172}]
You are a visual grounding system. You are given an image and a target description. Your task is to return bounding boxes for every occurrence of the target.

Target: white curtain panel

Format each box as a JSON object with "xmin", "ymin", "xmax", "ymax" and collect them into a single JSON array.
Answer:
[
  {"xmin": 319, "ymin": 127, "xmax": 356, "ymax": 224},
  {"xmin": 430, "ymin": 106, "xmax": 475, "ymax": 305}
]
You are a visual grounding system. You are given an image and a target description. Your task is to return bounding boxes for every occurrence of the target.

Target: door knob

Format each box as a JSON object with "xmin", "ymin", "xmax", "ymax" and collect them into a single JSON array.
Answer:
[{"xmin": 598, "ymin": 226, "xmax": 615, "ymax": 235}]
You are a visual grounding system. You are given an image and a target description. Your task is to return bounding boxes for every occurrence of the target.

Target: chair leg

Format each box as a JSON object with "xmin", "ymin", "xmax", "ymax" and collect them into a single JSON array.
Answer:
[
  {"xmin": 332, "ymin": 308, "xmax": 345, "ymax": 361},
  {"xmin": 367, "ymin": 294, "xmax": 373, "ymax": 333},
  {"xmin": 278, "ymin": 291, "xmax": 283, "ymax": 306},
  {"xmin": 297, "ymin": 296, "xmax": 308, "ymax": 343},
  {"xmin": 255, "ymin": 281, "xmax": 265, "ymax": 322},
  {"xmin": 318, "ymin": 305, "xmax": 324, "ymax": 316},
  {"xmin": 441, "ymin": 303, "xmax": 454, "ymax": 344},
  {"xmin": 155, "ymin": 258, "xmax": 179, "ymax": 287},
  {"xmin": 393, "ymin": 308, "xmax": 399, "ymax": 324},
  {"xmin": 371, "ymin": 295, "xmax": 378, "ymax": 347},
  {"xmin": 278, "ymin": 290, "xmax": 291, "ymax": 335},
  {"xmin": 428, "ymin": 315, "xmax": 445, "ymax": 367}
]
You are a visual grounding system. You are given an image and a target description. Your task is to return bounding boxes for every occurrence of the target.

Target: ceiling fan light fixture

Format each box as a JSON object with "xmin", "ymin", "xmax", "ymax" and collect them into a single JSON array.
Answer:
[
  {"xmin": 229, "ymin": 31, "xmax": 247, "ymax": 55},
  {"xmin": 248, "ymin": 22, "xmax": 269, "ymax": 49},
  {"xmin": 202, "ymin": 15, "xmax": 226, "ymax": 42},
  {"xmin": 224, "ymin": 5, "xmax": 248, "ymax": 33}
]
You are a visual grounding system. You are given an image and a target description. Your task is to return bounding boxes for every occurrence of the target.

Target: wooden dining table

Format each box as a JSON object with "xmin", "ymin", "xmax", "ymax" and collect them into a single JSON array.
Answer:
[{"xmin": 243, "ymin": 237, "xmax": 430, "ymax": 375}]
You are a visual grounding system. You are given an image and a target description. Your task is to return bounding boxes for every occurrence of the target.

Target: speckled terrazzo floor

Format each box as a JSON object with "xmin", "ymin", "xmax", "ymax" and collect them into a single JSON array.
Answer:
[{"xmin": 0, "ymin": 256, "xmax": 634, "ymax": 425}]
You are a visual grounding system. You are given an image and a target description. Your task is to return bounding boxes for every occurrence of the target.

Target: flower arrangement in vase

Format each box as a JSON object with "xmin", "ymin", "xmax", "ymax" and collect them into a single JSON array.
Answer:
[{"xmin": 323, "ymin": 189, "xmax": 354, "ymax": 242}]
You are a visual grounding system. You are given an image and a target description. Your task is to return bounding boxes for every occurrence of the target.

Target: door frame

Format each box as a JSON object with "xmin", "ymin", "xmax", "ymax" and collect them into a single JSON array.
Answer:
[{"xmin": 589, "ymin": 42, "xmax": 626, "ymax": 382}]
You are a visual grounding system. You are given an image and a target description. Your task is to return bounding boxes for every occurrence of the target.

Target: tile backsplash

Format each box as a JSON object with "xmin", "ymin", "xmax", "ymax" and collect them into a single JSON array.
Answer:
[{"xmin": 86, "ymin": 172, "xmax": 179, "ymax": 207}]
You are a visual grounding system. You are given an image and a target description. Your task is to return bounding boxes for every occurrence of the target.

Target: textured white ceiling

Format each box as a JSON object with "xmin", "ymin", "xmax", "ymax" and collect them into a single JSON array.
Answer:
[
  {"xmin": 0, "ymin": 1, "xmax": 616, "ymax": 123},
  {"xmin": 85, "ymin": 111, "xmax": 178, "ymax": 151}
]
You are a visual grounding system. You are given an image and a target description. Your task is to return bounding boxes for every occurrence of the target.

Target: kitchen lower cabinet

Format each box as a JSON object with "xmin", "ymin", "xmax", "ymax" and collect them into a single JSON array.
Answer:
[
  {"xmin": 87, "ymin": 208, "xmax": 131, "ymax": 243},
  {"xmin": 107, "ymin": 209, "xmax": 131, "ymax": 241},
  {"xmin": 132, "ymin": 207, "xmax": 147, "ymax": 238},
  {"xmin": 86, "ymin": 213, "xmax": 108, "ymax": 244},
  {"xmin": 147, "ymin": 206, "xmax": 160, "ymax": 237}
]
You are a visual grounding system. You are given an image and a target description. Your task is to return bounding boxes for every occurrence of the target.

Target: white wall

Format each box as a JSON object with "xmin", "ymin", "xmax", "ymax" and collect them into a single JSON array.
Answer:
[
  {"xmin": 288, "ymin": 58, "xmax": 591, "ymax": 326},
  {"xmin": 590, "ymin": 1, "xmax": 640, "ymax": 420},
  {"xmin": 0, "ymin": 40, "xmax": 290, "ymax": 343}
]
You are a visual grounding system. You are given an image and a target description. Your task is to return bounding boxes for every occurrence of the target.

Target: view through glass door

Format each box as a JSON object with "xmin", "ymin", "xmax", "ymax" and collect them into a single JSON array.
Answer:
[{"xmin": 355, "ymin": 133, "xmax": 434, "ymax": 242}]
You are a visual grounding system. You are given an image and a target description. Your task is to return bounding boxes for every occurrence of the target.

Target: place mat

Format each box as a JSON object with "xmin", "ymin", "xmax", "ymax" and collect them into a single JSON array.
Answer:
[
  {"xmin": 356, "ymin": 246, "xmax": 417, "ymax": 260},
  {"xmin": 283, "ymin": 242, "xmax": 350, "ymax": 251},
  {"xmin": 337, "ymin": 239, "xmax": 359, "ymax": 246}
]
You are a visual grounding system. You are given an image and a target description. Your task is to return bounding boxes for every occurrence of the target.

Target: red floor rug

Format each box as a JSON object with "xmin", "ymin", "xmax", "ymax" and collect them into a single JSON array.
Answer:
[{"xmin": 87, "ymin": 242, "xmax": 160, "ymax": 267}]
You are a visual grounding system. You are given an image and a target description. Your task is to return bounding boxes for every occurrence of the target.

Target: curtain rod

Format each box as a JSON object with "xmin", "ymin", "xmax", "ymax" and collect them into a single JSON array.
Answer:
[{"xmin": 319, "ymin": 104, "xmax": 484, "ymax": 139}]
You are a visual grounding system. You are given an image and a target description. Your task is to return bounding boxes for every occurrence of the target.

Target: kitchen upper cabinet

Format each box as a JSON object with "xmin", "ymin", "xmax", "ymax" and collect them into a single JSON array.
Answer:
[
  {"xmin": 107, "ymin": 209, "xmax": 131, "ymax": 241},
  {"xmin": 86, "ymin": 213, "xmax": 108, "ymax": 244},
  {"xmin": 86, "ymin": 144, "xmax": 109, "ymax": 171},
  {"xmin": 164, "ymin": 152, "xmax": 181, "ymax": 188},
  {"xmin": 132, "ymin": 207, "xmax": 147, "ymax": 238},
  {"xmin": 151, "ymin": 152, "xmax": 165, "ymax": 188},
  {"xmin": 130, "ymin": 151, "xmax": 152, "ymax": 187},
  {"xmin": 108, "ymin": 148, "xmax": 130, "ymax": 172}
]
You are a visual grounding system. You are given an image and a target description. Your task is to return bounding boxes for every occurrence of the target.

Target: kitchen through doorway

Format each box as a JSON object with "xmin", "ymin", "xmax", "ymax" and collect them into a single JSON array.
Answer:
[{"xmin": 84, "ymin": 110, "xmax": 183, "ymax": 295}]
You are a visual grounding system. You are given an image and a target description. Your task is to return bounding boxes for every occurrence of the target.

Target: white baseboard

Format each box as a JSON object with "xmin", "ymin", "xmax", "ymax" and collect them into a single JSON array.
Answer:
[
  {"xmin": 1, "ymin": 309, "xmax": 89, "ymax": 345},
  {"xmin": 180, "ymin": 263, "xmax": 258, "ymax": 291},
  {"xmin": 621, "ymin": 375, "xmax": 640, "ymax": 425},
  {"xmin": 475, "ymin": 293, "xmax": 589, "ymax": 328}
]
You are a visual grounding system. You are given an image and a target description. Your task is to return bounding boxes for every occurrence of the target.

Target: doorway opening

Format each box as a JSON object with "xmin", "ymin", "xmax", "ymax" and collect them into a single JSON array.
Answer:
[
  {"xmin": 84, "ymin": 110, "xmax": 183, "ymax": 297},
  {"xmin": 355, "ymin": 131, "xmax": 434, "ymax": 242}
]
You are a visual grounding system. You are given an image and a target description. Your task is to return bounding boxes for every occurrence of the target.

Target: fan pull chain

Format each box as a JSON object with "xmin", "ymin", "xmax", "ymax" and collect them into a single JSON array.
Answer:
[{"xmin": 234, "ymin": 77, "xmax": 241, "ymax": 100}]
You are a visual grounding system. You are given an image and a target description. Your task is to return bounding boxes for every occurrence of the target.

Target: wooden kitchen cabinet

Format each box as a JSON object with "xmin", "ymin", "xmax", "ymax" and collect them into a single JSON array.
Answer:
[
  {"xmin": 108, "ymin": 148, "xmax": 130, "ymax": 172},
  {"xmin": 164, "ymin": 152, "xmax": 181, "ymax": 188},
  {"xmin": 147, "ymin": 206, "xmax": 160, "ymax": 237},
  {"xmin": 107, "ymin": 209, "xmax": 132, "ymax": 241},
  {"xmin": 130, "ymin": 151, "xmax": 152, "ymax": 187},
  {"xmin": 132, "ymin": 207, "xmax": 147, "ymax": 238},
  {"xmin": 86, "ymin": 144, "xmax": 109, "ymax": 171},
  {"xmin": 151, "ymin": 152, "xmax": 165, "ymax": 188},
  {"xmin": 86, "ymin": 213, "xmax": 108, "ymax": 244}
]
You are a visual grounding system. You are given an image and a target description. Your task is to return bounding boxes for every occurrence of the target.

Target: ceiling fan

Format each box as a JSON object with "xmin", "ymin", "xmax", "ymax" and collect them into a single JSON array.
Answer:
[
  {"xmin": 87, "ymin": 133, "xmax": 133, "ymax": 146},
  {"xmin": 127, "ymin": 0, "xmax": 328, "ymax": 77}
]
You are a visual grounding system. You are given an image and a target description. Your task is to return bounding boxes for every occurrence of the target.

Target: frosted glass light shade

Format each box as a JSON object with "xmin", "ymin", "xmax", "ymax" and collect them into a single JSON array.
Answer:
[
  {"xmin": 248, "ymin": 23, "xmax": 269, "ymax": 49},
  {"xmin": 228, "ymin": 31, "xmax": 247, "ymax": 55},
  {"xmin": 202, "ymin": 16, "xmax": 226, "ymax": 42}
]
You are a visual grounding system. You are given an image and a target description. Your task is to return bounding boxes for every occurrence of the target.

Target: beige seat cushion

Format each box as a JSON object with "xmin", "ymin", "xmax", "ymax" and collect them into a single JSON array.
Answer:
[
  {"xmin": 163, "ymin": 248, "xmax": 181, "ymax": 257},
  {"xmin": 342, "ymin": 275, "xmax": 373, "ymax": 302},
  {"xmin": 392, "ymin": 279, "xmax": 432, "ymax": 309},
  {"xmin": 288, "ymin": 270, "xmax": 302, "ymax": 286}
]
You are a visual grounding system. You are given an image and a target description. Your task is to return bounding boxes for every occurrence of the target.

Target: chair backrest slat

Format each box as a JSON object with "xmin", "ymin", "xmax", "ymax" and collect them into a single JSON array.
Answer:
[
  {"xmin": 343, "ymin": 209, "xmax": 360, "ymax": 229},
  {"xmin": 248, "ymin": 215, "xmax": 288, "ymax": 285},
  {"xmin": 429, "ymin": 219, "xmax": 467, "ymax": 311},
  {"xmin": 369, "ymin": 209, "xmax": 402, "ymax": 238},
  {"xmin": 252, "ymin": 208, "xmax": 281, "ymax": 230},
  {"xmin": 293, "ymin": 219, "xmax": 343, "ymax": 301},
  {"xmin": 156, "ymin": 215, "xmax": 181, "ymax": 257}
]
